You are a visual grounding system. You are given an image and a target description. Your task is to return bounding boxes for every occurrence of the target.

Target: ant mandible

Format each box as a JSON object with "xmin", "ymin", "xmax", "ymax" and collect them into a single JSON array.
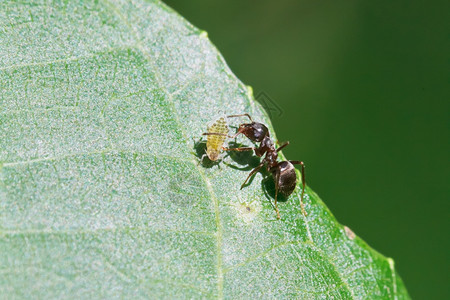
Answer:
[{"xmin": 204, "ymin": 113, "xmax": 307, "ymax": 219}]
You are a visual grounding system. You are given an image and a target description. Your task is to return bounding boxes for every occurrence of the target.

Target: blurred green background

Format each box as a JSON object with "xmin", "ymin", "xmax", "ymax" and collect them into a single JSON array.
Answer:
[{"xmin": 164, "ymin": 0, "xmax": 449, "ymax": 298}]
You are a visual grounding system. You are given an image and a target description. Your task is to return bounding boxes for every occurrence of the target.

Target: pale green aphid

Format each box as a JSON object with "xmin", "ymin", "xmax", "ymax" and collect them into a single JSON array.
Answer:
[{"xmin": 203, "ymin": 116, "xmax": 229, "ymax": 161}]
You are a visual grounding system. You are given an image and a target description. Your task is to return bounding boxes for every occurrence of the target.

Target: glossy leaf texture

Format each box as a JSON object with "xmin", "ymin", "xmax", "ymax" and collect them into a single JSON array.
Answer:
[{"xmin": 0, "ymin": 0, "xmax": 410, "ymax": 299}]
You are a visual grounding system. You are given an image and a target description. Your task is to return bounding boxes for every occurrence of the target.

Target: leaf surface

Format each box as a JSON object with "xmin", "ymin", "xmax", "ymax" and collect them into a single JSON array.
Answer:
[{"xmin": 0, "ymin": 0, "xmax": 409, "ymax": 299}]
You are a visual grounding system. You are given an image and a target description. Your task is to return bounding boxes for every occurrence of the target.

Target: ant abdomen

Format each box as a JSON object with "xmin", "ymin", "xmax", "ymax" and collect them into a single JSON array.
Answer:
[{"xmin": 273, "ymin": 161, "xmax": 297, "ymax": 197}]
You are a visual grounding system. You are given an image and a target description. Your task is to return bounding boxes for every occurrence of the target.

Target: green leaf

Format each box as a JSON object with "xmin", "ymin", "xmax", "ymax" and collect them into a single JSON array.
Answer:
[{"xmin": 0, "ymin": 0, "xmax": 409, "ymax": 298}]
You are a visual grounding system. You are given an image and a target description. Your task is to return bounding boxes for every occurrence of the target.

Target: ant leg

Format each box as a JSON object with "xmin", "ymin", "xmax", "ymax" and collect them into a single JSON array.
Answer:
[
  {"xmin": 228, "ymin": 126, "xmax": 247, "ymax": 139},
  {"xmin": 290, "ymin": 161, "xmax": 307, "ymax": 216},
  {"xmin": 240, "ymin": 162, "xmax": 265, "ymax": 189},
  {"xmin": 204, "ymin": 127, "xmax": 246, "ymax": 139},
  {"xmin": 202, "ymin": 132, "xmax": 234, "ymax": 138},
  {"xmin": 222, "ymin": 146, "xmax": 255, "ymax": 152},
  {"xmin": 227, "ymin": 114, "xmax": 253, "ymax": 122},
  {"xmin": 274, "ymin": 167, "xmax": 281, "ymax": 219},
  {"xmin": 276, "ymin": 141, "xmax": 290, "ymax": 152}
]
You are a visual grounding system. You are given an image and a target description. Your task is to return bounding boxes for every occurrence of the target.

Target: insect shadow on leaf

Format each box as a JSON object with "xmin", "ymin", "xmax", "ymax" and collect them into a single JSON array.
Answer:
[
  {"xmin": 262, "ymin": 176, "xmax": 289, "ymax": 203},
  {"xmin": 222, "ymin": 141, "xmax": 261, "ymax": 171}
]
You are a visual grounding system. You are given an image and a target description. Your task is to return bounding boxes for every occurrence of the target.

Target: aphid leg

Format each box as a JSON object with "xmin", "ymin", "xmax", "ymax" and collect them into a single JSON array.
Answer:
[
  {"xmin": 290, "ymin": 160, "xmax": 307, "ymax": 217},
  {"xmin": 199, "ymin": 153, "xmax": 207, "ymax": 165},
  {"xmin": 276, "ymin": 141, "xmax": 290, "ymax": 152},
  {"xmin": 240, "ymin": 162, "xmax": 265, "ymax": 189},
  {"xmin": 274, "ymin": 167, "xmax": 281, "ymax": 219},
  {"xmin": 227, "ymin": 114, "xmax": 253, "ymax": 122},
  {"xmin": 222, "ymin": 146, "xmax": 255, "ymax": 152}
]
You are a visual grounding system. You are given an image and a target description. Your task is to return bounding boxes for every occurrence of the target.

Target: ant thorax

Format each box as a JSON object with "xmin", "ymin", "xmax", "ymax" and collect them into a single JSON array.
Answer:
[
  {"xmin": 265, "ymin": 150, "xmax": 279, "ymax": 169},
  {"xmin": 255, "ymin": 136, "xmax": 275, "ymax": 157},
  {"xmin": 260, "ymin": 136, "xmax": 274, "ymax": 150}
]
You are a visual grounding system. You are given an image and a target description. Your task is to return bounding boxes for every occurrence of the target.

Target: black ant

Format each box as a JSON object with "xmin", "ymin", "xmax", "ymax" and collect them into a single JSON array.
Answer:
[{"xmin": 204, "ymin": 113, "xmax": 306, "ymax": 219}]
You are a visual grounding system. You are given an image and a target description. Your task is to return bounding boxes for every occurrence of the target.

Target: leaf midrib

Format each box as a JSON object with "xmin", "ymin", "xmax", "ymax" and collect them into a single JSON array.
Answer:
[{"xmin": 100, "ymin": 0, "xmax": 224, "ymax": 297}]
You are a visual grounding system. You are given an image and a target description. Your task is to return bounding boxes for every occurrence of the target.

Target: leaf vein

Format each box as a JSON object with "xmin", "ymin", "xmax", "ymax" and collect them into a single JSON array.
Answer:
[
  {"xmin": 0, "ymin": 227, "xmax": 215, "ymax": 237},
  {"xmin": 309, "ymin": 243, "xmax": 355, "ymax": 299},
  {"xmin": 2, "ymin": 149, "xmax": 193, "ymax": 167},
  {"xmin": 223, "ymin": 240, "xmax": 306, "ymax": 274},
  {"xmin": 0, "ymin": 45, "xmax": 136, "ymax": 72}
]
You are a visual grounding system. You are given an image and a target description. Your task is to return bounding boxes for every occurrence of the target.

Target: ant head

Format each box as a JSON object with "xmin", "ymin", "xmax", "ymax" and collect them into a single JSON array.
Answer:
[{"xmin": 239, "ymin": 122, "xmax": 269, "ymax": 142}]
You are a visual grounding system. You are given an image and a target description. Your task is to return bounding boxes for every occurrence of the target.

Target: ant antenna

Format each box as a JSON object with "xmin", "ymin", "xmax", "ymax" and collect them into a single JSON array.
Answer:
[{"xmin": 227, "ymin": 114, "xmax": 253, "ymax": 122}]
